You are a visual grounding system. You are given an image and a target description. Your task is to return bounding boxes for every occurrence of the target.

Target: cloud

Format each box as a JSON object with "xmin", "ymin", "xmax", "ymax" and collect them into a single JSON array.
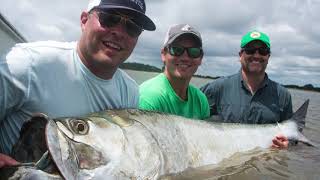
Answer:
[{"xmin": 0, "ymin": 0, "xmax": 319, "ymax": 87}]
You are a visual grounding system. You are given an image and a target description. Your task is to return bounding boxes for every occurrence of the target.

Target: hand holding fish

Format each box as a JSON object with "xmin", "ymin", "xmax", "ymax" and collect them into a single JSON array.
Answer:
[
  {"xmin": 271, "ymin": 134, "xmax": 289, "ymax": 149},
  {"xmin": 0, "ymin": 153, "xmax": 19, "ymax": 168}
]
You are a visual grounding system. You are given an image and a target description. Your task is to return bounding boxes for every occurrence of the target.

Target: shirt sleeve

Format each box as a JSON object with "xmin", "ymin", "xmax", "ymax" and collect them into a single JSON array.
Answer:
[
  {"xmin": 201, "ymin": 96, "xmax": 210, "ymax": 120},
  {"xmin": 200, "ymin": 81, "xmax": 220, "ymax": 116},
  {"xmin": 138, "ymin": 81, "xmax": 166, "ymax": 112},
  {"xmin": 0, "ymin": 62, "xmax": 13, "ymax": 122},
  {"xmin": 281, "ymin": 90, "xmax": 293, "ymax": 121},
  {"xmin": 139, "ymin": 94, "xmax": 163, "ymax": 111},
  {"xmin": 0, "ymin": 46, "xmax": 31, "ymax": 123},
  {"xmin": 277, "ymin": 84, "xmax": 293, "ymax": 122},
  {"xmin": 128, "ymin": 83, "xmax": 139, "ymax": 108}
]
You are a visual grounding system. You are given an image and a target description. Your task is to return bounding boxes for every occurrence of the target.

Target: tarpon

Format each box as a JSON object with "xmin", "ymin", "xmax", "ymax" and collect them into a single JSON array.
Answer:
[{"xmin": 1, "ymin": 100, "xmax": 313, "ymax": 180}]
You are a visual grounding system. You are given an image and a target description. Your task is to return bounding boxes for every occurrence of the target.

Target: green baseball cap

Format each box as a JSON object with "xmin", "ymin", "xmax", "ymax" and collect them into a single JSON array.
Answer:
[{"xmin": 241, "ymin": 30, "xmax": 270, "ymax": 48}]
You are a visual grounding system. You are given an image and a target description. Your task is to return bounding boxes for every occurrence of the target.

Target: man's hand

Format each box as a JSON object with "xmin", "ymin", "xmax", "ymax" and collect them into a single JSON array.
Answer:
[
  {"xmin": 271, "ymin": 134, "xmax": 289, "ymax": 149},
  {"xmin": 0, "ymin": 153, "xmax": 19, "ymax": 168}
]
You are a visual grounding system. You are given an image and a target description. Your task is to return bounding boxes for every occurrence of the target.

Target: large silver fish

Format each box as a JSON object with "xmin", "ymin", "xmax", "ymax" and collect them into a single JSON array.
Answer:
[{"xmin": 1, "ymin": 100, "xmax": 313, "ymax": 180}]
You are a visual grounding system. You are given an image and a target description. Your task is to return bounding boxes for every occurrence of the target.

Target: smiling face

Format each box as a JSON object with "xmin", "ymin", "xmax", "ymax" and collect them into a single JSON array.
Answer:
[
  {"xmin": 77, "ymin": 10, "xmax": 139, "ymax": 79},
  {"xmin": 161, "ymin": 34, "xmax": 203, "ymax": 81},
  {"xmin": 239, "ymin": 40, "xmax": 270, "ymax": 76}
]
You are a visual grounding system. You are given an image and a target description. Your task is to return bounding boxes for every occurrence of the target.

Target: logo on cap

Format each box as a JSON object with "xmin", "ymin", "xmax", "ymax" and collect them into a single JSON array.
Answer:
[
  {"xmin": 130, "ymin": 0, "xmax": 144, "ymax": 11},
  {"xmin": 250, "ymin": 31, "xmax": 261, "ymax": 39},
  {"xmin": 181, "ymin": 24, "xmax": 192, "ymax": 32}
]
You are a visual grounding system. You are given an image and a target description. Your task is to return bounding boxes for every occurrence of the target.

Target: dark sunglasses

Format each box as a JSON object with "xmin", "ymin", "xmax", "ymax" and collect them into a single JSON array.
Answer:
[
  {"xmin": 167, "ymin": 46, "xmax": 203, "ymax": 58},
  {"xmin": 242, "ymin": 47, "xmax": 270, "ymax": 56},
  {"xmin": 94, "ymin": 11, "xmax": 143, "ymax": 38}
]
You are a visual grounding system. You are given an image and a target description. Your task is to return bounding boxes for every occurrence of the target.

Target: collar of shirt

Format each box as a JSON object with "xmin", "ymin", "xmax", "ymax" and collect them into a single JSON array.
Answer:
[{"xmin": 238, "ymin": 70, "xmax": 270, "ymax": 93}]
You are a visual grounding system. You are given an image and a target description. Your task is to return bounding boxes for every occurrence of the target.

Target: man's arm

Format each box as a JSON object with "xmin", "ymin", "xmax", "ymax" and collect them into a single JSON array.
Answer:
[
  {"xmin": 273, "ymin": 93, "xmax": 292, "ymax": 149},
  {"xmin": 273, "ymin": 85, "xmax": 292, "ymax": 148}
]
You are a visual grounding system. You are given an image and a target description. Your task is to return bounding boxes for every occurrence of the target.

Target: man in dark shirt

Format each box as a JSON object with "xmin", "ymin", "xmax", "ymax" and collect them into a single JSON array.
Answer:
[{"xmin": 201, "ymin": 30, "xmax": 292, "ymax": 149}]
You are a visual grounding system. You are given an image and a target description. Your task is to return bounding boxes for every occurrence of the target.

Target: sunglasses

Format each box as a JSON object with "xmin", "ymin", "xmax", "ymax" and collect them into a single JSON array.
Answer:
[
  {"xmin": 167, "ymin": 46, "xmax": 203, "ymax": 58},
  {"xmin": 242, "ymin": 47, "xmax": 270, "ymax": 56},
  {"xmin": 94, "ymin": 11, "xmax": 143, "ymax": 38}
]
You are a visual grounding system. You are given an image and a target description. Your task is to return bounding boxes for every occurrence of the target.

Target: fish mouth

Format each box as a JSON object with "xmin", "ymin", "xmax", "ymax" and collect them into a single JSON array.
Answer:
[
  {"xmin": 45, "ymin": 120, "xmax": 108, "ymax": 180},
  {"xmin": 45, "ymin": 120, "xmax": 78, "ymax": 180}
]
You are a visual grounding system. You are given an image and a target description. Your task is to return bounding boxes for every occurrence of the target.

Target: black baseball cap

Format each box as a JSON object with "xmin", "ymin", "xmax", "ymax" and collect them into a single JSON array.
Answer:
[{"xmin": 87, "ymin": 0, "xmax": 156, "ymax": 31}]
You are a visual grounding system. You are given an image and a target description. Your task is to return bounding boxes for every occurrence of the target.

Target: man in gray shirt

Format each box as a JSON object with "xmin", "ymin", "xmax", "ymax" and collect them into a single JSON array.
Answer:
[{"xmin": 201, "ymin": 30, "xmax": 292, "ymax": 149}]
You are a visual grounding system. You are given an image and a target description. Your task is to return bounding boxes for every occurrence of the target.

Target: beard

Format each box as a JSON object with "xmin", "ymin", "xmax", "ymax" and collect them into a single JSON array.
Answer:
[{"xmin": 241, "ymin": 58, "xmax": 268, "ymax": 75}]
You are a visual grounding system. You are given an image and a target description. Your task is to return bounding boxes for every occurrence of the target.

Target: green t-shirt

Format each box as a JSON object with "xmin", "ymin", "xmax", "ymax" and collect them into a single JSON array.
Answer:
[{"xmin": 139, "ymin": 73, "xmax": 210, "ymax": 120}]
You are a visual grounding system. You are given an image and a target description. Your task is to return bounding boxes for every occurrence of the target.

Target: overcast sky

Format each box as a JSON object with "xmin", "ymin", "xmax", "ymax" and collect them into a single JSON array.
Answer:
[{"xmin": 1, "ymin": 0, "xmax": 319, "ymax": 87}]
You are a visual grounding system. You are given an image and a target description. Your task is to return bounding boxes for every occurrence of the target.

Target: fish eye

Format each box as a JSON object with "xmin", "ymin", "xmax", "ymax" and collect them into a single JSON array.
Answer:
[{"xmin": 70, "ymin": 119, "xmax": 89, "ymax": 135}]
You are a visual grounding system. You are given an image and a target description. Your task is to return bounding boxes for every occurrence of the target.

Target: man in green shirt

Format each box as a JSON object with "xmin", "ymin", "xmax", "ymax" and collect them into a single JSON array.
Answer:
[
  {"xmin": 201, "ymin": 30, "xmax": 292, "ymax": 148},
  {"xmin": 139, "ymin": 24, "xmax": 209, "ymax": 120}
]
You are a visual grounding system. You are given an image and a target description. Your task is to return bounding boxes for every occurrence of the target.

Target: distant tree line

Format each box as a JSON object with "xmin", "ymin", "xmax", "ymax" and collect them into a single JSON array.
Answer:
[
  {"xmin": 193, "ymin": 74, "xmax": 221, "ymax": 80},
  {"xmin": 285, "ymin": 84, "xmax": 320, "ymax": 92},
  {"xmin": 119, "ymin": 62, "xmax": 161, "ymax": 72},
  {"xmin": 120, "ymin": 62, "xmax": 319, "ymax": 92}
]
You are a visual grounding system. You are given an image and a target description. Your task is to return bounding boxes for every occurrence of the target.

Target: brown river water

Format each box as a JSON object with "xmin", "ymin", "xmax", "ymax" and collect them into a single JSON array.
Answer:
[{"xmin": 126, "ymin": 70, "xmax": 320, "ymax": 180}]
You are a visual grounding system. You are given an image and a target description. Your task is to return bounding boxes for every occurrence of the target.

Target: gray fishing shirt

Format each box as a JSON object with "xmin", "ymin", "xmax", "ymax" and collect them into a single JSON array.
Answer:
[{"xmin": 200, "ymin": 72, "xmax": 293, "ymax": 124}]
